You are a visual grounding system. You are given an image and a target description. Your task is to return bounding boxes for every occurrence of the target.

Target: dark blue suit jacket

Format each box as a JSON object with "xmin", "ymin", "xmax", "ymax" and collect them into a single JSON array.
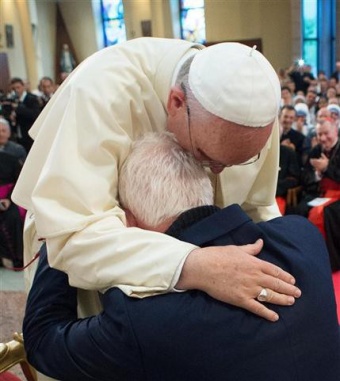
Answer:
[{"xmin": 23, "ymin": 205, "xmax": 340, "ymax": 381}]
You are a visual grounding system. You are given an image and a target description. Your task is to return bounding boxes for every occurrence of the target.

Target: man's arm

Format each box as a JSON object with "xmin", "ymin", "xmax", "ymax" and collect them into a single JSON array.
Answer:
[
  {"xmin": 23, "ymin": 244, "xmax": 144, "ymax": 381},
  {"xmin": 45, "ymin": 214, "xmax": 197, "ymax": 294}
]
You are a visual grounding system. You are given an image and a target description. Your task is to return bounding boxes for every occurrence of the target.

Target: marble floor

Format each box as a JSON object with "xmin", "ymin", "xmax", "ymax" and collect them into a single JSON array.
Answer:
[
  {"xmin": 0, "ymin": 267, "xmax": 25, "ymax": 292},
  {"xmin": 0, "ymin": 267, "xmax": 27, "ymax": 379}
]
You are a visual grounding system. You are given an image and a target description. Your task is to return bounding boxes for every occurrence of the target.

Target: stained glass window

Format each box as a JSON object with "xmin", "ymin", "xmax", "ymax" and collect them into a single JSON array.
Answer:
[
  {"xmin": 302, "ymin": 0, "xmax": 318, "ymax": 73},
  {"xmin": 180, "ymin": 0, "xmax": 206, "ymax": 44},
  {"xmin": 301, "ymin": 0, "xmax": 336, "ymax": 76},
  {"xmin": 101, "ymin": 0, "xmax": 126, "ymax": 46}
]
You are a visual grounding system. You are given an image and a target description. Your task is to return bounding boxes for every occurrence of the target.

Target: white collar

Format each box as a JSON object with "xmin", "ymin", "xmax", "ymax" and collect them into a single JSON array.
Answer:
[{"xmin": 19, "ymin": 91, "xmax": 27, "ymax": 102}]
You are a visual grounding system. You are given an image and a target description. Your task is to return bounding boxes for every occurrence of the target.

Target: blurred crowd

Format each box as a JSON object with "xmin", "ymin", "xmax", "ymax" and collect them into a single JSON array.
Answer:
[{"xmin": 276, "ymin": 60, "xmax": 340, "ymax": 271}]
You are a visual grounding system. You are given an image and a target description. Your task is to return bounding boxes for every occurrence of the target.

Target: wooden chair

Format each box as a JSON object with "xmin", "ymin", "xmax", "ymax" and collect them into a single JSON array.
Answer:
[
  {"xmin": 276, "ymin": 186, "xmax": 303, "ymax": 215},
  {"xmin": 286, "ymin": 186, "xmax": 303, "ymax": 207},
  {"xmin": 0, "ymin": 333, "xmax": 37, "ymax": 381}
]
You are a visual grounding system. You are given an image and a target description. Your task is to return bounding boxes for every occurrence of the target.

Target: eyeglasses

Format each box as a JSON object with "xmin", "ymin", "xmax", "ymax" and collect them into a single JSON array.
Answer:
[
  {"xmin": 198, "ymin": 152, "xmax": 261, "ymax": 168},
  {"xmin": 182, "ymin": 84, "xmax": 261, "ymax": 169}
]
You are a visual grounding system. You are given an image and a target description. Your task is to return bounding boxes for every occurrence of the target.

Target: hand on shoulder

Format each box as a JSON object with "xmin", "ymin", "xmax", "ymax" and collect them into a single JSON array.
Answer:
[{"xmin": 176, "ymin": 239, "xmax": 301, "ymax": 322}]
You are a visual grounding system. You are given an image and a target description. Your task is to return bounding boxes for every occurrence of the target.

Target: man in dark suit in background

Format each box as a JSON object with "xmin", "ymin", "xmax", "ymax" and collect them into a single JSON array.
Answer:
[
  {"xmin": 9, "ymin": 77, "xmax": 41, "ymax": 152},
  {"xmin": 23, "ymin": 132, "xmax": 340, "ymax": 381},
  {"xmin": 0, "ymin": 117, "xmax": 27, "ymax": 164},
  {"xmin": 276, "ymin": 145, "xmax": 301, "ymax": 198},
  {"xmin": 0, "ymin": 151, "xmax": 24, "ymax": 268}
]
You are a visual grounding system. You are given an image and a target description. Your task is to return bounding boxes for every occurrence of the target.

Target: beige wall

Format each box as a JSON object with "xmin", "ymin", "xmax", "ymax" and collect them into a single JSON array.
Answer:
[
  {"xmin": 205, "ymin": 0, "xmax": 293, "ymax": 72},
  {"xmin": 58, "ymin": 0, "xmax": 98, "ymax": 60},
  {"xmin": 123, "ymin": 0, "xmax": 151, "ymax": 39},
  {"xmin": 0, "ymin": 0, "xmax": 27, "ymax": 84},
  {"xmin": 0, "ymin": 0, "xmax": 56, "ymax": 87},
  {"xmin": 35, "ymin": 0, "xmax": 57, "ymax": 81}
]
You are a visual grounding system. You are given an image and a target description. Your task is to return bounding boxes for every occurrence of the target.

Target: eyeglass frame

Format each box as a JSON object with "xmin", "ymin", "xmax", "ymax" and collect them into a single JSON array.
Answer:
[{"xmin": 181, "ymin": 83, "xmax": 261, "ymax": 169}]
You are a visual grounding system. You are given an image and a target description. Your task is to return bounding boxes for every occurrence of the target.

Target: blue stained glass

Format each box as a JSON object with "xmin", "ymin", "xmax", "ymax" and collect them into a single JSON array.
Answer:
[
  {"xmin": 101, "ymin": 0, "xmax": 126, "ymax": 46},
  {"xmin": 181, "ymin": 8, "xmax": 205, "ymax": 43},
  {"xmin": 104, "ymin": 20, "xmax": 126, "ymax": 46},
  {"xmin": 102, "ymin": 0, "xmax": 124, "ymax": 20},
  {"xmin": 301, "ymin": 0, "xmax": 335, "ymax": 76},
  {"xmin": 302, "ymin": 0, "xmax": 317, "ymax": 38},
  {"xmin": 180, "ymin": 1, "xmax": 206, "ymax": 43},
  {"xmin": 181, "ymin": 0, "xmax": 204, "ymax": 8},
  {"xmin": 303, "ymin": 40, "xmax": 317, "ymax": 72}
]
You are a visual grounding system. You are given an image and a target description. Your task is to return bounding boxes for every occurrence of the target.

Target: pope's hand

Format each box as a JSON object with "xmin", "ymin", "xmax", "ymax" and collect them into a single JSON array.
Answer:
[{"xmin": 176, "ymin": 239, "xmax": 301, "ymax": 322}]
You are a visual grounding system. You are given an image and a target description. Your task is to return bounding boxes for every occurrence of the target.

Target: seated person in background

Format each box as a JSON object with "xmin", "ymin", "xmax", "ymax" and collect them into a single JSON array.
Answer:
[
  {"xmin": 0, "ymin": 117, "xmax": 27, "ymax": 164},
  {"xmin": 317, "ymin": 106, "xmax": 332, "ymax": 122},
  {"xmin": 276, "ymin": 145, "xmax": 300, "ymax": 198},
  {"xmin": 316, "ymin": 94, "xmax": 329, "ymax": 111},
  {"xmin": 287, "ymin": 118, "xmax": 340, "ymax": 217},
  {"xmin": 24, "ymin": 132, "xmax": 340, "ymax": 381},
  {"xmin": 305, "ymin": 87, "xmax": 317, "ymax": 126},
  {"xmin": 276, "ymin": 121, "xmax": 300, "ymax": 214},
  {"xmin": 327, "ymin": 86, "xmax": 338, "ymax": 100},
  {"xmin": 0, "ymin": 152, "xmax": 24, "ymax": 269},
  {"xmin": 280, "ymin": 85, "xmax": 293, "ymax": 106},
  {"xmin": 293, "ymin": 103, "xmax": 310, "ymax": 136},
  {"xmin": 328, "ymin": 98, "xmax": 340, "ymax": 107},
  {"xmin": 276, "ymin": 126, "xmax": 301, "ymax": 215},
  {"xmin": 327, "ymin": 103, "xmax": 340, "ymax": 129},
  {"xmin": 279, "ymin": 105, "xmax": 309, "ymax": 167},
  {"xmin": 317, "ymin": 77, "xmax": 329, "ymax": 99},
  {"xmin": 314, "ymin": 106, "xmax": 332, "ymax": 147}
]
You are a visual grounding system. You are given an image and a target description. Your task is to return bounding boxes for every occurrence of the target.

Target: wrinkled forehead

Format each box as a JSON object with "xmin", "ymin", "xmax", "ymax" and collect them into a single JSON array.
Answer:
[
  {"xmin": 201, "ymin": 118, "xmax": 273, "ymax": 157},
  {"xmin": 316, "ymin": 122, "xmax": 335, "ymax": 134},
  {"xmin": 12, "ymin": 82, "xmax": 24, "ymax": 90}
]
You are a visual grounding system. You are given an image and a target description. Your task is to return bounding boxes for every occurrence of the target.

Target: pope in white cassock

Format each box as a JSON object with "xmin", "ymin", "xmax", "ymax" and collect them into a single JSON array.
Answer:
[{"xmin": 13, "ymin": 38, "xmax": 300, "ymax": 326}]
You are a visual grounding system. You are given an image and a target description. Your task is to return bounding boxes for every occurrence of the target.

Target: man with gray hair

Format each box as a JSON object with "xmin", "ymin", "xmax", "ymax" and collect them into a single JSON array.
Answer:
[
  {"xmin": 24, "ymin": 132, "xmax": 340, "ymax": 381},
  {"xmin": 0, "ymin": 117, "xmax": 27, "ymax": 164},
  {"xmin": 13, "ymin": 38, "xmax": 299, "ymax": 325},
  {"xmin": 119, "ymin": 132, "xmax": 214, "ymax": 233},
  {"xmin": 287, "ymin": 118, "xmax": 340, "ymax": 217}
]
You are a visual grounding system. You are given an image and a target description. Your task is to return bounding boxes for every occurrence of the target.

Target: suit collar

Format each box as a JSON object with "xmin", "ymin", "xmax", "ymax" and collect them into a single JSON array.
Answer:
[
  {"xmin": 19, "ymin": 91, "xmax": 27, "ymax": 102},
  {"xmin": 170, "ymin": 204, "xmax": 260, "ymax": 247}
]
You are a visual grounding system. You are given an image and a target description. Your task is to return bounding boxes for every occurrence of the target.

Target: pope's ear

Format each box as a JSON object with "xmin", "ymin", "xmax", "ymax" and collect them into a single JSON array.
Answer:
[{"xmin": 167, "ymin": 85, "xmax": 186, "ymax": 116}]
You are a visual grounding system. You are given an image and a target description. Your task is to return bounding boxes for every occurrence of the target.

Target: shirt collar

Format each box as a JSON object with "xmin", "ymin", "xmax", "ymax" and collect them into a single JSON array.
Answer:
[{"xmin": 19, "ymin": 91, "xmax": 27, "ymax": 102}]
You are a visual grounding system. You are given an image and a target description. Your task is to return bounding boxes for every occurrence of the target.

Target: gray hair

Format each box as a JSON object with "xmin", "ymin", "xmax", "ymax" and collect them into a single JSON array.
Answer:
[
  {"xmin": 119, "ymin": 132, "xmax": 213, "ymax": 229},
  {"xmin": 0, "ymin": 117, "xmax": 10, "ymax": 128},
  {"xmin": 176, "ymin": 55, "xmax": 216, "ymax": 122},
  {"xmin": 175, "ymin": 56, "xmax": 194, "ymax": 87}
]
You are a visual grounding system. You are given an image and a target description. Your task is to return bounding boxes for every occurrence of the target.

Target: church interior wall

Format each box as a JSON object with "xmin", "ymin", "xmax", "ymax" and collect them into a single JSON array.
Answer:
[{"xmin": 0, "ymin": 0, "xmax": 339, "ymax": 91}]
